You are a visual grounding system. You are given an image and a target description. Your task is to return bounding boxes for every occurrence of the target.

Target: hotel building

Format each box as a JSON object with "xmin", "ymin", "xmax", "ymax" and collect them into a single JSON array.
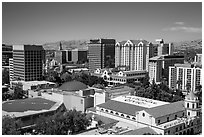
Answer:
[
  {"xmin": 115, "ymin": 40, "xmax": 149, "ymax": 71},
  {"xmin": 169, "ymin": 63, "xmax": 202, "ymax": 91}
]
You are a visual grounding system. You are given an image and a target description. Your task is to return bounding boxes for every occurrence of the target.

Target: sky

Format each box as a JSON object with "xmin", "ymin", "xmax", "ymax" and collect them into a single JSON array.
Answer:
[{"xmin": 2, "ymin": 2, "xmax": 202, "ymax": 44}]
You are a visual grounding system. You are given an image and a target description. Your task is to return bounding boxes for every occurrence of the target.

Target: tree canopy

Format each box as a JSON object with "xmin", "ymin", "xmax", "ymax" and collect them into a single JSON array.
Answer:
[
  {"xmin": 33, "ymin": 109, "xmax": 91, "ymax": 135},
  {"xmin": 2, "ymin": 115, "xmax": 22, "ymax": 135}
]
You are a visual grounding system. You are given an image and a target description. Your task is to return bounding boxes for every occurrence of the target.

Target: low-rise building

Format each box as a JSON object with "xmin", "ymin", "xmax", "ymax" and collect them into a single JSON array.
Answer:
[
  {"xmin": 92, "ymin": 68, "xmax": 147, "ymax": 86},
  {"xmin": 88, "ymin": 91, "xmax": 201, "ymax": 135}
]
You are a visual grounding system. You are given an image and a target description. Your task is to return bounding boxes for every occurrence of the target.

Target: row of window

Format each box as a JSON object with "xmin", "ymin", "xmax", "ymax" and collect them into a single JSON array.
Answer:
[{"xmin": 100, "ymin": 108, "xmax": 137, "ymax": 121}]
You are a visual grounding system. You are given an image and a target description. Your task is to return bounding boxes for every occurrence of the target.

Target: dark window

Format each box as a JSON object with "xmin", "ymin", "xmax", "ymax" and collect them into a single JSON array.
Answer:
[
  {"xmin": 126, "ymin": 115, "xmax": 130, "ymax": 119},
  {"xmin": 142, "ymin": 113, "xmax": 145, "ymax": 117},
  {"xmin": 167, "ymin": 117, "xmax": 169, "ymax": 122},
  {"xmin": 176, "ymin": 127, "xmax": 178, "ymax": 132},
  {"xmin": 121, "ymin": 114, "xmax": 124, "ymax": 117},
  {"xmin": 175, "ymin": 115, "xmax": 177, "ymax": 119},
  {"xmin": 192, "ymin": 104, "xmax": 195, "ymax": 108},
  {"xmin": 180, "ymin": 125, "xmax": 182, "ymax": 130},
  {"xmin": 188, "ymin": 112, "xmax": 190, "ymax": 116},
  {"xmin": 158, "ymin": 120, "xmax": 160, "ymax": 124},
  {"xmin": 132, "ymin": 117, "xmax": 136, "ymax": 120},
  {"xmin": 187, "ymin": 103, "xmax": 189, "ymax": 108}
]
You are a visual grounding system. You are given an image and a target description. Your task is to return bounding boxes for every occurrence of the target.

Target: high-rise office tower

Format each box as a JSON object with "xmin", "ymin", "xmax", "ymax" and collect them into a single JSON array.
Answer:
[
  {"xmin": 88, "ymin": 39, "xmax": 115, "ymax": 70},
  {"xmin": 12, "ymin": 45, "xmax": 45, "ymax": 81},
  {"xmin": 115, "ymin": 40, "xmax": 150, "ymax": 71}
]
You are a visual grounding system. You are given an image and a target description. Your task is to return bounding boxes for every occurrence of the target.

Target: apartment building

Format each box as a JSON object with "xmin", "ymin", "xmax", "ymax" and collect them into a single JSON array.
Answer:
[{"xmin": 169, "ymin": 63, "xmax": 202, "ymax": 91}]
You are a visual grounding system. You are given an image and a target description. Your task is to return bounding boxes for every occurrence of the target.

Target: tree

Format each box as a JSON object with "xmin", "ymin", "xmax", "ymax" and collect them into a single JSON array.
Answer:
[
  {"xmin": 2, "ymin": 115, "xmax": 22, "ymax": 135},
  {"xmin": 176, "ymin": 80, "xmax": 182, "ymax": 91},
  {"xmin": 2, "ymin": 68, "xmax": 9, "ymax": 84},
  {"xmin": 13, "ymin": 85, "xmax": 26, "ymax": 99},
  {"xmin": 34, "ymin": 109, "xmax": 91, "ymax": 135},
  {"xmin": 140, "ymin": 73, "xmax": 150, "ymax": 88}
]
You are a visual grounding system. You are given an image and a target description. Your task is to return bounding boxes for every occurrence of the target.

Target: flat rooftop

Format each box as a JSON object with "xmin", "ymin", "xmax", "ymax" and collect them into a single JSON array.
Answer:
[
  {"xmin": 112, "ymin": 95, "xmax": 169, "ymax": 108},
  {"xmin": 2, "ymin": 97, "xmax": 56, "ymax": 112},
  {"xmin": 11, "ymin": 80, "xmax": 56, "ymax": 86}
]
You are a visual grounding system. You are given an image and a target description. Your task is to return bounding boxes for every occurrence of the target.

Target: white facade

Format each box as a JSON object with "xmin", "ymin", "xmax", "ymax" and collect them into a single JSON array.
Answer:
[
  {"xmin": 92, "ymin": 68, "xmax": 147, "ymax": 86},
  {"xmin": 169, "ymin": 64, "xmax": 202, "ymax": 91},
  {"xmin": 94, "ymin": 95, "xmax": 201, "ymax": 135},
  {"xmin": 115, "ymin": 40, "xmax": 150, "ymax": 71}
]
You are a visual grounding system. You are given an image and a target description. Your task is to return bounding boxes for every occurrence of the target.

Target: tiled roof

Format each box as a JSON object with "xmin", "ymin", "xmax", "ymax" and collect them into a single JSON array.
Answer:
[
  {"xmin": 119, "ymin": 41, "xmax": 127, "ymax": 45},
  {"xmin": 58, "ymin": 80, "xmax": 88, "ymax": 92},
  {"xmin": 129, "ymin": 40, "xmax": 149, "ymax": 45},
  {"xmin": 97, "ymin": 100, "xmax": 146, "ymax": 116},
  {"xmin": 144, "ymin": 101, "xmax": 185, "ymax": 118},
  {"xmin": 122, "ymin": 127, "xmax": 157, "ymax": 135}
]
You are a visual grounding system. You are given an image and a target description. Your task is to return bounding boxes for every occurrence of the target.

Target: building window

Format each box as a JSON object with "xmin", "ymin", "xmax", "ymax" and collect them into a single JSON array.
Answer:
[
  {"xmin": 142, "ymin": 113, "xmax": 145, "ymax": 117},
  {"xmin": 167, "ymin": 117, "xmax": 169, "ymax": 122},
  {"xmin": 176, "ymin": 127, "xmax": 178, "ymax": 132},
  {"xmin": 188, "ymin": 112, "xmax": 190, "ymax": 116},
  {"xmin": 192, "ymin": 104, "xmax": 194, "ymax": 108},
  {"xmin": 132, "ymin": 117, "xmax": 136, "ymax": 120},
  {"xmin": 175, "ymin": 115, "xmax": 177, "ymax": 119},
  {"xmin": 121, "ymin": 114, "xmax": 124, "ymax": 117},
  {"xmin": 81, "ymin": 99, "xmax": 83, "ymax": 104},
  {"xmin": 115, "ymin": 112, "xmax": 119, "ymax": 115},
  {"xmin": 126, "ymin": 115, "xmax": 130, "ymax": 119},
  {"xmin": 187, "ymin": 103, "xmax": 189, "ymax": 108},
  {"xmin": 191, "ymin": 122, "xmax": 193, "ymax": 126},
  {"xmin": 180, "ymin": 125, "xmax": 182, "ymax": 130},
  {"xmin": 158, "ymin": 120, "xmax": 160, "ymax": 124},
  {"xmin": 168, "ymin": 130, "xmax": 170, "ymax": 134}
]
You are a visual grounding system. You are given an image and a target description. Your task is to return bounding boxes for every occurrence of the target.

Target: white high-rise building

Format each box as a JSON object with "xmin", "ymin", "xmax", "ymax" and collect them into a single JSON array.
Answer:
[
  {"xmin": 115, "ymin": 40, "xmax": 150, "ymax": 71},
  {"xmin": 169, "ymin": 63, "xmax": 202, "ymax": 91}
]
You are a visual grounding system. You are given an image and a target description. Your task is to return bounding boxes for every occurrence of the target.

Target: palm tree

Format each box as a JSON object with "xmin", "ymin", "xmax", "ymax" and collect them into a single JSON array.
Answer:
[
  {"xmin": 186, "ymin": 81, "xmax": 191, "ymax": 93},
  {"xmin": 176, "ymin": 79, "xmax": 182, "ymax": 91}
]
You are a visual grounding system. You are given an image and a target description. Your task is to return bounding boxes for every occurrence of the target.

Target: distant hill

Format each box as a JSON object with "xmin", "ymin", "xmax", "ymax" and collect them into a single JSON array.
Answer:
[
  {"xmin": 43, "ymin": 40, "xmax": 88, "ymax": 50},
  {"xmin": 172, "ymin": 39, "xmax": 202, "ymax": 52},
  {"xmin": 42, "ymin": 39, "xmax": 202, "ymax": 53}
]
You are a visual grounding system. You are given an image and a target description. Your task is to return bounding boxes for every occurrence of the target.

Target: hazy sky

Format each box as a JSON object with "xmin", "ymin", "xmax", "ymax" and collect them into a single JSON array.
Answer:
[{"xmin": 2, "ymin": 2, "xmax": 202, "ymax": 44}]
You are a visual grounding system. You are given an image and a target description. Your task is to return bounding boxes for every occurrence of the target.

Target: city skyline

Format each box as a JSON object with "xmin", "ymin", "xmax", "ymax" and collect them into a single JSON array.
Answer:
[{"xmin": 2, "ymin": 2, "xmax": 202, "ymax": 45}]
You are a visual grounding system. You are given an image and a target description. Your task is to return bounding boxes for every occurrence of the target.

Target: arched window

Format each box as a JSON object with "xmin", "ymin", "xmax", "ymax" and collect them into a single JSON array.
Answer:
[
  {"xmin": 132, "ymin": 117, "xmax": 136, "ymax": 120},
  {"xmin": 110, "ymin": 111, "xmax": 113, "ymax": 114},
  {"xmin": 121, "ymin": 114, "xmax": 124, "ymax": 117},
  {"xmin": 105, "ymin": 109, "xmax": 109, "ymax": 113},
  {"xmin": 101, "ymin": 108, "xmax": 104, "ymax": 111},
  {"xmin": 115, "ymin": 112, "xmax": 119, "ymax": 115},
  {"xmin": 126, "ymin": 115, "xmax": 130, "ymax": 119},
  {"xmin": 142, "ymin": 113, "xmax": 145, "ymax": 117},
  {"xmin": 187, "ymin": 103, "xmax": 189, "ymax": 108}
]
